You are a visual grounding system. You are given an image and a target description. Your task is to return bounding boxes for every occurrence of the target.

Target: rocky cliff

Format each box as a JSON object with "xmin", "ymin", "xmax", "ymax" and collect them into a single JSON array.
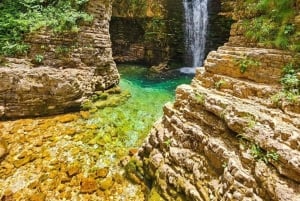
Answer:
[
  {"xmin": 139, "ymin": 1, "xmax": 300, "ymax": 200},
  {"xmin": 0, "ymin": 0, "xmax": 119, "ymax": 119},
  {"xmin": 110, "ymin": 0, "xmax": 184, "ymax": 66}
]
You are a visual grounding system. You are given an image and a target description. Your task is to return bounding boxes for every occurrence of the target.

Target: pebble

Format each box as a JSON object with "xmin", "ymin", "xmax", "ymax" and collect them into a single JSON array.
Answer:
[
  {"xmin": 67, "ymin": 164, "xmax": 81, "ymax": 177},
  {"xmin": 99, "ymin": 177, "xmax": 114, "ymax": 191},
  {"xmin": 57, "ymin": 114, "xmax": 78, "ymax": 123},
  {"xmin": 29, "ymin": 193, "xmax": 46, "ymax": 201},
  {"xmin": 95, "ymin": 167, "xmax": 109, "ymax": 178},
  {"xmin": 0, "ymin": 138, "xmax": 8, "ymax": 159},
  {"xmin": 80, "ymin": 177, "xmax": 98, "ymax": 193}
]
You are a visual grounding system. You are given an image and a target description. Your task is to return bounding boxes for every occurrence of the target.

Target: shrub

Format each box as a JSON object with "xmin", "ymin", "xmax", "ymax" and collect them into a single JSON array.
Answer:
[
  {"xmin": 0, "ymin": 0, "xmax": 92, "ymax": 56},
  {"xmin": 242, "ymin": 0, "xmax": 297, "ymax": 51}
]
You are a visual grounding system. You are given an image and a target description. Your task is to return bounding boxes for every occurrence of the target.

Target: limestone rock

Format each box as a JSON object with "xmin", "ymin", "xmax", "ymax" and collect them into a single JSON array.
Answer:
[
  {"xmin": 80, "ymin": 177, "xmax": 98, "ymax": 193},
  {"xmin": 0, "ymin": 138, "xmax": 8, "ymax": 159},
  {"xmin": 95, "ymin": 167, "xmax": 109, "ymax": 178},
  {"xmin": 0, "ymin": 0, "xmax": 119, "ymax": 119},
  {"xmin": 139, "ymin": 11, "xmax": 300, "ymax": 201},
  {"xmin": 98, "ymin": 177, "xmax": 114, "ymax": 191},
  {"xmin": 29, "ymin": 193, "xmax": 46, "ymax": 201}
]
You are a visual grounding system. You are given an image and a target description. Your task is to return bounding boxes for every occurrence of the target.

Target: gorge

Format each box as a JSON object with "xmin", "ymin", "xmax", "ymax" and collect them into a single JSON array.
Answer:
[{"xmin": 0, "ymin": 0, "xmax": 299, "ymax": 201}]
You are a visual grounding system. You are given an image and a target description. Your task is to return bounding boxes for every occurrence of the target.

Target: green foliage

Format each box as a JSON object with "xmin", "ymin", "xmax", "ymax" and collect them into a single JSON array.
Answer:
[
  {"xmin": 242, "ymin": 0, "xmax": 298, "ymax": 51},
  {"xmin": 281, "ymin": 63, "xmax": 299, "ymax": 94},
  {"xmin": 236, "ymin": 56, "xmax": 260, "ymax": 73},
  {"xmin": 163, "ymin": 139, "xmax": 171, "ymax": 147},
  {"xmin": 34, "ymin": 54, "xmax": 44, "ymax": 64},
  {"xmin": 245, "ymin": 115, "xmax": 256, "ymax": 128},
  {"xmin": 127, "ymin": 0, "xmax": 147, "ymax": 17},
  {"xmin": 215, "ymin": 79, "xmax": 226, "ymax": 89},
  {"xmin": 0, "ymin": 0, "xmax": 92, "ymax": 56},
  {"xmin": 250, "ymin": 144, "xmax": 279, "ymax": 164},
  {"xmin": 271, "ymin": 62, "xmax": 300, "ymax": 104},
  {"xmin": 144, "ymin": 18, "xmax": 169, "ymax": 47},
  {"xmin": 195, "ymin": 93, "xmax": 205, "ymax": 104},
  {"xmin": 55, "ymin": 45, "xmax": 71, "ymax": 55}
]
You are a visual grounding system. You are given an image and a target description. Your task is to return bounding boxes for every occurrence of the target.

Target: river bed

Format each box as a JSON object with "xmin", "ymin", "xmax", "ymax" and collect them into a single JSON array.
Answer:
[{"xmin": 0, "ymin": 65, "xmax": 192, "ymax": 201}]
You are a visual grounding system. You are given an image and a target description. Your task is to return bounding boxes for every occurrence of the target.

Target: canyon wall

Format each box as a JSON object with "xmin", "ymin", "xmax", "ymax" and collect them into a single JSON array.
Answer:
[
  {"xmin": 139, "ymin": 1, "xmax": 300, "ymax": 200},
  {"xmin": 110, "ymin": 0, "xmax": 232, "ymax": 68},
  {"xmin": 0, "ymin": 0, "xmax": 119, "ymax": 119},
  {"xmin": 110, "ymin": 0, "xmax": 184, "ymax": 66}
]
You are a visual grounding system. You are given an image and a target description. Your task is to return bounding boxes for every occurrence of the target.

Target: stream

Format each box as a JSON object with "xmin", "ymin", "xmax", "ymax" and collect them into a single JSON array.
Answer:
[{"xmin": 0, "ymin": 64, "xmax": 192, "ymax": 201}]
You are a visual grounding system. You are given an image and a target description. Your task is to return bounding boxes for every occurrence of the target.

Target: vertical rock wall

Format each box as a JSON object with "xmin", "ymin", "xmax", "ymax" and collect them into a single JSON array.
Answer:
[
  {"xmin": 139, "ymin": 1, "xmax": 300, "ymax": 200},
  {"xmin": 110, "ymin": 0, "xmax": 184, "ymax": 66},
  {"xmin": 0, "ymin": 0, "xmax": 119, "ymax": 119}
]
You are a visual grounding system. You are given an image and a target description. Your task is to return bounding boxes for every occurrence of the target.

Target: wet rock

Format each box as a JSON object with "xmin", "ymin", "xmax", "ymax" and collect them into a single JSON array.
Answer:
[
  {"xmin": 1, "ymin": 190, "xmax": 14, "ymax": 201},
  {"xmin": 95, "ymin": 167, "xmax": 109, "ymax": 178},
  {"xmin": 28, "ymin": 181, "xmax": 39, "ymax": 189},
  {"xmin": 29, "ymin": 193, "xmax": 46, "ymax": 201},
  {"xmin": 67, "ymin": 164, "xmax": 81, "ymax": 177},
  {"xmin": 106, "ymin": 86, "xmax": 122, "ymax": 94},
  {"xmin": 129, "ymin": 148, "xmax": 138, "ymax": 156},
  {"xmin": 64, "ymin": 128, "xmax": 76, "ymax": 136},
  {"xmin": 150, "ymin": 62, "xmax": 169, "ymax": 73},
  {"xmin": 57, "ymin": 114, "xmax": 78, "ymax": 123},
  {"xmin": 80, "ymin": 111, "xmax": 90, "ymax": 119},
  {"xmin": 0, "ymin": 138, "xmax": 8, "ymax": 159},
  {"xmin": 13, "ymin": 156, "xmax": 32, "ymax": 168},
  {"xmin": 98, "ymin": 177, "xmax": 114, "ymax": 191},
  {"xmin": 80, "ymin": 177, "xmax": 98, "ymax": 193}
]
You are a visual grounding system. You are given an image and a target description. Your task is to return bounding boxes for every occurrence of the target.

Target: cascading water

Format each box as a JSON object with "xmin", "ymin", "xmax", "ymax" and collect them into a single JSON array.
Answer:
[{"xmin": 183, "ymin": 0, "xmax": 208, "ymax": 68}]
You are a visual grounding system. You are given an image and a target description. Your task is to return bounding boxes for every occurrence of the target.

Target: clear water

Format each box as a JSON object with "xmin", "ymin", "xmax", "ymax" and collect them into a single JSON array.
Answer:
[
  {"xmin": 0, "ymin": 64, "xmax": 193, "ymax": 200},
  {"xmin": 94, "ymin": 64, "xmax": 193, "ymax": 147},
  {"xmin": 183, "ymin": 0, "xmax": 208, "ymax": 67}
]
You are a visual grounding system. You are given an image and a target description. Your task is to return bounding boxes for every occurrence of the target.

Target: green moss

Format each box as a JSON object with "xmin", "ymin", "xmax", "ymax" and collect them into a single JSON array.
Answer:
[
  {"xmin": 148, "ymin": 187, "xmax": 166, "ymax": 201},
  {"xmin": 80, "ymin": 99, "xmax": 93, "ymax": 111}
]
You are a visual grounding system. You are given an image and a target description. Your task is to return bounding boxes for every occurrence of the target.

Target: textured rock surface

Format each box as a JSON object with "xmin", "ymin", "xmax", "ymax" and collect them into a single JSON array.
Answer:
[
  {"xmin": 0, "ymin": 0, "xmax": 119, "ymax": 119},
  {"xmin": 110, "ymin": 0, "xmax": 231, "ymax": 67},
  {"xmin": 139, "ymin": 2, "xmax": 300, "ymax": 201},
  {"xmin": 139, "ymin": 56, "xmax": 300, "ymax": 200},
  {"xmin": 110, "ymin": 0, "xmax": 184, "ymax": 65}
]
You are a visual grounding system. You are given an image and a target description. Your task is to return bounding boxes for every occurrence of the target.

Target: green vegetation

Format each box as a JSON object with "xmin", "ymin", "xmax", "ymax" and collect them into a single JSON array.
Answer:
[
  {"xmin": 144, "ymin": 18, "xmax": 169, "ymax": 47},
  {"xmin": 250, "ymin": 144, "xmax": 279, "ymax": 164},
  {"xmin": 34, "ymin": 54, "xmax": 44, "ymax": 64},
  {"xmin": 237, "ymin": 134, "xmax": 279, "ymax": 164},
  {"xmin": 281, "ymin": 63, "xmax": 299, "ymax": 94},
  {"xmin": 163, "ymin": 139, "xmax": 171, "ymax": 147},
  {"xmin": 245, "ymin": 115, "xmax": 256, "ymax": 128},
  {"xmin": 194, "ymin": 93, "xmax": 205, "ymax": 104},
  {"xmin": 126, "ymin": 0, "xmax": 147, "ymax": 17},
  {"xmin": 242, "ymin": 0, "xmax": 299, "ymax": 51},
  {"xmin": 235, "ymin": 56, "xmax": 260, "ymax": 73},
  {"xmin": 271, "ymin": 62, "xmax": 299, "ymax": 104},
  {"xmin": 0, "ymin": 0, "xmax": 92, "ymax": 56},
  {"xmin": 214, "ymin": 79, "xmax": 226, "ymax": 89}
]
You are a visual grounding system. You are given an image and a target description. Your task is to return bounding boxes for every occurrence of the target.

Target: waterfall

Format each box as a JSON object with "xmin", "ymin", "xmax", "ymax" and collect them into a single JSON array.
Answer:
[{"xmin": 183, "ymin": 0, "xmax": 208, "ymax": 67}]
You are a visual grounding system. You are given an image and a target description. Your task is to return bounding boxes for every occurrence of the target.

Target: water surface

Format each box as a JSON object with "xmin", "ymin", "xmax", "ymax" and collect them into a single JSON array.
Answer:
[{"xmin": 0, "ymin": 64, "xmax": 192, "ymax": 200}]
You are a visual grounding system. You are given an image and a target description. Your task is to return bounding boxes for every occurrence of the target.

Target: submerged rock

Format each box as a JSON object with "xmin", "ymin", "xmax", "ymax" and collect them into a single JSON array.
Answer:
[
  {"xmin": 98, "ymin": 177, "xmax": 114, "ymax": 191},
  {"xmin": 80, "ymin": 177, "xmax": 98, "ymax": 193},
  {"xmin": 0, "ymin": 138, "xmax": 8, "ymax": 159}
]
